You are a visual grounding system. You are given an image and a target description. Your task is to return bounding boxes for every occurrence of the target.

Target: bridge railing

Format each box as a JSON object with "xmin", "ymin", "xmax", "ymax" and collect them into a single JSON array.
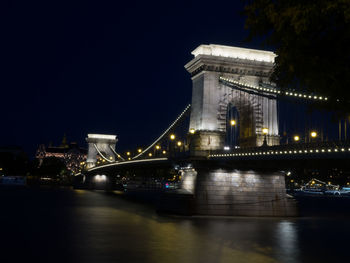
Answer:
[{"xmin": 209, "ymin": 140, "xmax": 350, "ymax": 158}]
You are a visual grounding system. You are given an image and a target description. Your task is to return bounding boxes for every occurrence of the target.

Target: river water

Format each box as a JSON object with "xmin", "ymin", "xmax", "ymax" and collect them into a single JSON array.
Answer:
[{"xmin": 0, "ymin": 187, "xmax": 348, "ymax": 263}]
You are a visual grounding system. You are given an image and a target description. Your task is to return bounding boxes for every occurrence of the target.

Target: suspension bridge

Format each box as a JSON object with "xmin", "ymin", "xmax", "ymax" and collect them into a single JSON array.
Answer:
[{"xmin": 75, "ymin": 44, "xmax": 350, "ymax": 217}]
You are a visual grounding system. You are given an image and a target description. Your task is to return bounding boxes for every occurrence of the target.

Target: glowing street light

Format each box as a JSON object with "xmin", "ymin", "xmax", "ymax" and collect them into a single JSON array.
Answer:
[
  {"xmin": 126, "ymin": 151, "xmax": 131, "ymax": 156},
  {"xmin": 170, "ymin": 134, "xmax": 176, "ymax": 140},
  {"xmin": 262, "ymin": 127, "xmax": 268, "ymax": 147},
  {"xmin": 294, "ymin": 135, "xmax": 300, "ymax": 142},
  {"xmin": 189, "ymin": 128, "xmax": 195, "ymax": 134},
  {"xmin": 230, "ymin": 120, "xmax": 236, "ymax": 126},
  {"xmin": 310, "ymin": 131, "xmax": 317, "ymax": 138},
  {"xmin": 177, "ymin": 141, "xmax": 182, "ymax": 146},
  {"xmin": 162, "ymin": 150, "xmax": 167, "ymax": 154},
  {"xmin": 148, "ymin": 153, "xmax": 152, "ymax": 157},
  {"xmin": 155, "ymin": 145, "xmax": 161, "ymax": 150},
  {"xmin": 137, "ymin": 148, "xmax": 142, "ymax": 153}
]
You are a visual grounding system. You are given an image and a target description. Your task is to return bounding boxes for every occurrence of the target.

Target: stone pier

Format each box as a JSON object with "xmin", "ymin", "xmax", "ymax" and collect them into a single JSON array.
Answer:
[{"xmin": 180, "ymin": 167, "xmax": 297, "ymax": 216}]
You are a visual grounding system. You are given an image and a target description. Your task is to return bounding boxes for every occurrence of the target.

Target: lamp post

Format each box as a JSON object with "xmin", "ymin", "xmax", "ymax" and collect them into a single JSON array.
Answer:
[
  {"xmin": 293, "ymin": 135, "xmax": 300, "ymax": 142},
  {"xmin": 262, "ymin": 127, "xmax": 269, "ymax": 147},
  {"xmin": 310, "ymin": 131, "xmax": 317, "ymax": 138},
  {"xmin": 230, "ymin": 119, "xmax": 236, "ymax": 147},
  {"xmin": 310, "ymin": 131, "xmax": 317, "ymax": 143},
  {"xmin": 169, "ymin": 134, "xmax": 176, "ymax": 156}
]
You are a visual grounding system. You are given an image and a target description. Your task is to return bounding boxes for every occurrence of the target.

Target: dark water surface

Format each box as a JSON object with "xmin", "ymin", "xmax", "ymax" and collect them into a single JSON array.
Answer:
[{"xmin": 0, "ymin": 187, "xmax": 349, "ymax": 263}]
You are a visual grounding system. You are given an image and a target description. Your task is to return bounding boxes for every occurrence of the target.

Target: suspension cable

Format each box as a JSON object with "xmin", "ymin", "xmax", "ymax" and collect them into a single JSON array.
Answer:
[
  {"xmin": 93, "ymin": 144, "xmax": 113, "ymax": 163},
  {"xmin": 132, "ymin": 104, "xmax": 191, "ymax": 160},
  {"xmin": 109, "ymin": 145, "xmax": 125, "ymax": 161}
]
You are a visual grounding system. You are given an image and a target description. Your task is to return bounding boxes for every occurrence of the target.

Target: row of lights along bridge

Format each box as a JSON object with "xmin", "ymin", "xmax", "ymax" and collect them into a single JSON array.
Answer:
[
  {"xmin": 123, "ymin": 132, "xmax": 189, "ymax": 159},
  {"xmin": 226, "ymin": 119, "xmax": 318, "ymax": 150},
  {"xmin": 120, "ymin": 122, "xmax": 321, "ymax": 159}
]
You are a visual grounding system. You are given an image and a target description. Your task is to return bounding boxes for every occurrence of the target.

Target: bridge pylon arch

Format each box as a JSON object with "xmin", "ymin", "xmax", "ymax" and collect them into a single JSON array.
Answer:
[
  {"xmin": 185, "ymin": 44, "xmax": 280, "ymax": 154},
  {"xmin": 86, "ymin": 134, "xmax": 118, "ymax": 168}
]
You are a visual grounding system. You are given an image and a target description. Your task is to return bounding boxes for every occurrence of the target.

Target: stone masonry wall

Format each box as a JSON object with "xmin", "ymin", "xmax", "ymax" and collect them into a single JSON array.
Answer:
[{"xmin": 193, "ymin": 168, "xmax": 297, "ymax": 216}]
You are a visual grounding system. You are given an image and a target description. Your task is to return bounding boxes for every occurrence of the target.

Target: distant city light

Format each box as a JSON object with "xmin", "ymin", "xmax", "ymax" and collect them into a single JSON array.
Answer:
[
  {"xmin": 310, "ymin": 131, "xmax": 317, "ymax": 138},
  {"xmin": 294, "ymin": 135, "xmax": 300, "ymax": 141},
  {"xmin": 230, "ymin": 120, "xmax": 236, "ymax": 126},
  {"xmin": 189, "ymin": 128, "xmax": 195, "ymax": 134},
  {"xmin": 224, "ymin": 146, "xmax": 230, "ymax": 151},
  {"xmin": 170, "ymin": 134, "xmax": 176, "ymax": 140},
  {"xmin": 262, "ymin": 127, "xmax": 269, "ymax": 134}
]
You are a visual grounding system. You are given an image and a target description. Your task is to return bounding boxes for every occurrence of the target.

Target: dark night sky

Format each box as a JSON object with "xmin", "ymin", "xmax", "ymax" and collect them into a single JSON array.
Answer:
[{"xmin": 1, "ymin": 0, "xmax": 264, "ymax": 157}]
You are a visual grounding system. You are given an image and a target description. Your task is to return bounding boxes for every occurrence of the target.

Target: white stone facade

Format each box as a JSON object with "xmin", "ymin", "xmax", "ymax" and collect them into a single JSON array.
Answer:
[
  {"xmin": 86, "ymin": 134, "xmax": 117, "ymax": 168},
  {"xmin": 185, "ymin": 44, "xmax": 280, "ymax": 150}
]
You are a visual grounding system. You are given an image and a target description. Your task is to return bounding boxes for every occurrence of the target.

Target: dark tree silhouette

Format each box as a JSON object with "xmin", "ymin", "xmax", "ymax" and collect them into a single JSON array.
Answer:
[{"xmin": 243, "ymin": 0, "xmax": 350, "ymax": 109}]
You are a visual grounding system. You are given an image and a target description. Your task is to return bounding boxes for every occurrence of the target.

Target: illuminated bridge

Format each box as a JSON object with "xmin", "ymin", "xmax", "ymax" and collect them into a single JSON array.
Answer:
[{"xmin": 76, "ymin": 44, "xmax": 350, "ymax": 217}]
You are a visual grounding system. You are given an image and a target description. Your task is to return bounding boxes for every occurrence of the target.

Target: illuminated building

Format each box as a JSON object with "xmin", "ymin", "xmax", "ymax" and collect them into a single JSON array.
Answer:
[{"xmin": 36, "ymin": 134, "xmax": 87, "ymax": 173}]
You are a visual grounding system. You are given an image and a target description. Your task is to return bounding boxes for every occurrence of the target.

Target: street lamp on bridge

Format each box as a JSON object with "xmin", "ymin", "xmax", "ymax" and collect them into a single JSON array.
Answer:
[
  {"xmin": 311, "ymin": 131, "xmax": 317, "ymax": 138},
  {"xmin": 262, "ymin": 127, "xmax": 269, "ymax": 147}
]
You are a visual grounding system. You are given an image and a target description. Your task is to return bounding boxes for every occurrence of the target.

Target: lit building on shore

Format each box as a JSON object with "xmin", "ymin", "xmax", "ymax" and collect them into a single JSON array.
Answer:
[{"xmin": 36, "ymin": 135, "xmax": 87, "ymax": 173}]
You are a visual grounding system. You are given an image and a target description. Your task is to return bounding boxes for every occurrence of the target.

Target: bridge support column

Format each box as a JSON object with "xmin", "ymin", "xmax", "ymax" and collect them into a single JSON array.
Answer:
[
  {"xmin": 185, "ymin": 44, "xmax": 280, "ymax": 150},
  {"xmin": 187, "ymin": 167, "xmax": 297, "ymax": 216},
  {"xmin": 86, "ymin": 134, "xmax": 117, "ymax": 169},
  {"xmin": 189, "ymin": 131, "xmax": 225, "ymax": 156}
]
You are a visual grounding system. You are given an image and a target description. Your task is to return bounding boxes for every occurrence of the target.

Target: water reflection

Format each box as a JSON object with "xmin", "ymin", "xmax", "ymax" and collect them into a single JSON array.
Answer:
[
  {"xmin": 275, "ymin": 221, "xmax": 299, "ymax": 263},
  {"xmin": 0, "ymin": 188, "xmax": 348, "ymax": 263}
]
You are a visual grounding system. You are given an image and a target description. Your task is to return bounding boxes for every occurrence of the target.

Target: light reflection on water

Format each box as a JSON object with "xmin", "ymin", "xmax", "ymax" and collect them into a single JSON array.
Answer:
[
  {"xmin": 275, "ymin": 221, "xmax": 299, "ymax": 263},
  {"xmin": 0, "ymin": 188, "xmax": 349, "ymax": 263}
]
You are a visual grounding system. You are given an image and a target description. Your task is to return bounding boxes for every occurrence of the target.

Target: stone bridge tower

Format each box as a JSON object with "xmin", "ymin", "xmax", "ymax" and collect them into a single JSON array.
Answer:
[
  {"xmin": 185, "ymin": 44, "xmax": 279, "ymax": 153},
  {"xmin": 86, "ymin": 134, "xmax": 118, "ymax": 168}
]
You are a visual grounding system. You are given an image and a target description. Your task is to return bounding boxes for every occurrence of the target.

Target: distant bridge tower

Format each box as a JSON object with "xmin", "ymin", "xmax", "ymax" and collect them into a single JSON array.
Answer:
[
  {"xmin": 86, "ymin": 134, "xmax": 118, "ymax": 168},
  {"xmin": 185, "ymin": 44, "xmax": 279, "ymax": 153}
]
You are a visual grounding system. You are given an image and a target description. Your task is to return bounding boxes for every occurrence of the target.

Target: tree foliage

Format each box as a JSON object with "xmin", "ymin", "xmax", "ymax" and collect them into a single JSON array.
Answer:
[{"xmin": 243, "ymin": 0, "xmax": 350, "ymax": 107}]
